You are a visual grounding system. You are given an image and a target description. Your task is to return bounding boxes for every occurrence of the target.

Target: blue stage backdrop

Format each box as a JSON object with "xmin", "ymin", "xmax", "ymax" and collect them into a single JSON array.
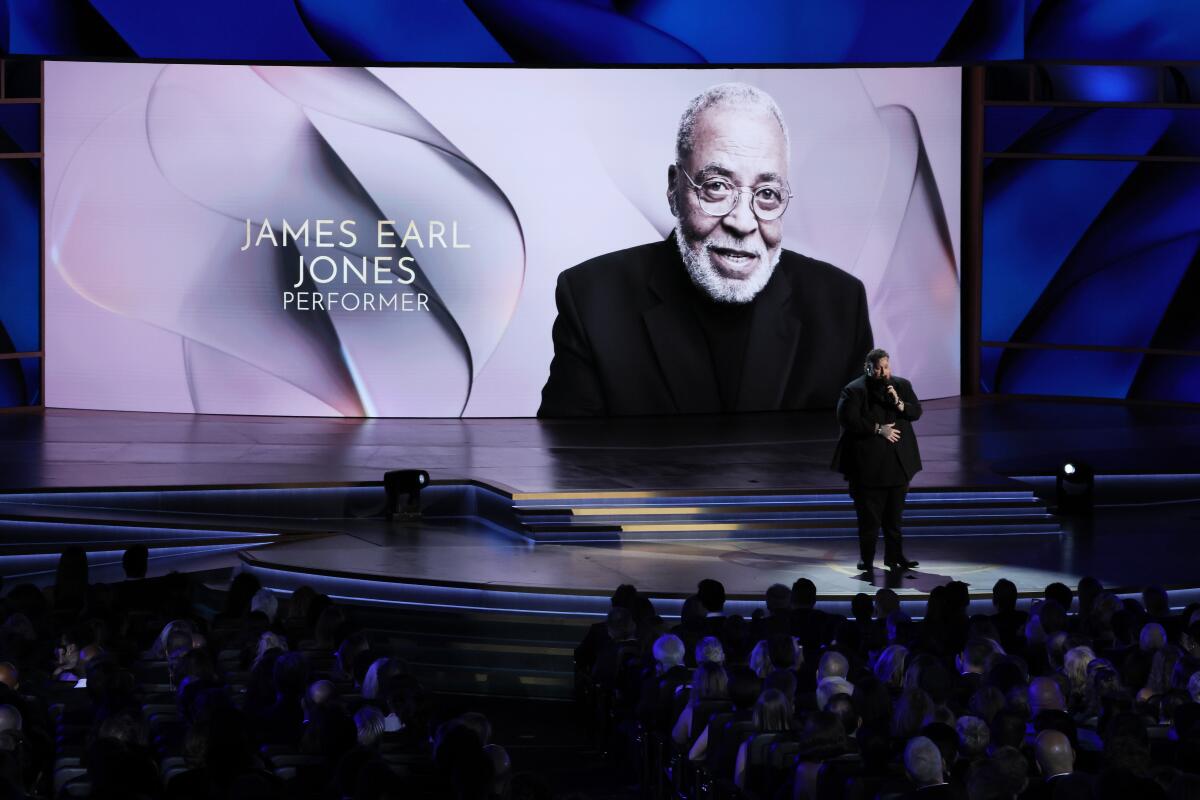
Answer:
[
  {"xmin": 980, "ymin": 65, "xmax": 1200, "ymax": 404},
  {"xmin": 0, "ymin": 158, "xmax": 38, "ymax": 347},
  {"xmin": 1, "ymin": 1, "xmax": 1198, "ymax": 63}
]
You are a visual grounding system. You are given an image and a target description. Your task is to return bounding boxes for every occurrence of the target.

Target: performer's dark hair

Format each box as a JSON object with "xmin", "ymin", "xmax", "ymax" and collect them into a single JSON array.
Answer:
[{"xmin": 865, "ymin": 348, "xmax": 890, "ymax": 367}]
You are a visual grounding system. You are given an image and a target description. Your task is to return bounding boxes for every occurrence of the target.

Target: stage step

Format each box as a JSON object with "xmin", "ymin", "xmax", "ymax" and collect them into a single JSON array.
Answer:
[
  {"xmin": 0, "ymin": 485, "xmax": 384, "ymax": 520},
  {"xmin": 512, "ymin": 488, "xmax": 1061, "ymax": 543},
  {"xmin": 0, "ymin": 511, "xmax": 332, "ymax": 583},
  {"xmin": 0, "ymin": 514, "xmax": 283, "ymax": 553},
  {"xmin": 522, "ymin": 523, "xmax": 1062, "ymax": 543},
  {"xmin": 514, "ymin": 490, "xmax": 1041, "ymax": 508}
]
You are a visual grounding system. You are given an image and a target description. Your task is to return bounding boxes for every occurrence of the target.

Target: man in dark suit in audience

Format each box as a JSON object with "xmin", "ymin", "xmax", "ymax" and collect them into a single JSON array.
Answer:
[
  {"xmin": 951, "ymin": 639, "xmax": 994, "ymax": 713},
  {"xmin": 1023, "ymin": 730, "xmax": 1095, "ymax": 800},
  {"xmin": 988, "ymin": 578, "xmax": 1028, "ymax": 653},
  {"xmin": 591, "ymin": 609, "xmax": 640, "ymax": 692},
  {"xmin": 697, "ymin": 579, "xmax": 728, "ymax": 635},
  {"xmin": 114, "ymin": 545, "xmax": 158, "ymax": 614},
  {"xmin": 749, "ymin": 583, "xmax": 793, "ymax": 643},
  {"xmin": 901, "ymin": 735, "xmax": 955, "ymax": 799},
  {"xmin": 789, "ymin": 577, "xmax": 834, "ymax": 653},
  {"xmin": 574, "ymin": 584, "xmax": 638, "ymax": 676}
]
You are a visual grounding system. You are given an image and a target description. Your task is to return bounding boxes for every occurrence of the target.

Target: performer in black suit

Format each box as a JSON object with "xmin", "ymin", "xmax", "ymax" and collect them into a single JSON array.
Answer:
[
  {"xmin": 538, "ymin": 83, "xmax": 873, "ymax": 417},
  {"xmin": 831, "ymin": 348, "xmax": 922, "ymax": 572}
]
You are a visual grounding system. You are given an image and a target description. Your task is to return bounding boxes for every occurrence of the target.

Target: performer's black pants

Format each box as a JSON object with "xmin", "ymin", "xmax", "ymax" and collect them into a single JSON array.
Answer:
[{"xmin": 849, "ymin": 483, "xmax": 908, "ymax": 564}]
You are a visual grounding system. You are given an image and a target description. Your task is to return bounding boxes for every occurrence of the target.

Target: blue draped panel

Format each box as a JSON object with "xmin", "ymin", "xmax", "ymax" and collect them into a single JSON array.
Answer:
[
  {"xmin": 0, "ymin": 159, "xmax": 39, "ymax": 355},
  {"xmin": 1027, "ymin": 0, "xmax": 1200, "ymax": 61},
  {"xmin": 0, "ymin": 357, "xmax": 39, "ymax": 407},
  {"xmin": 1038, "ymin": 65, "xmax": 1161, "ymax": 102},
  {"xmin": 1130, "ymin": 355, "xmax": 1200, "ymax": 403},
  {"xmin": 0, "ymin": 104, "xmax": 38, "ymax": 153},
  {"xmin": 295, "ymin": 0, "xmax": 510, "ymax": 62},
  {"xmin": 982, "ymin": 347, "xmax": 1143, "ymax": 399},
  {"xmin": 87, "ymin": 0, "xmax": 326, "ymax": 60},
  {"xmin": 982, "ymin": 159, "xmax": 1138, "ymax": 343},
  {"xmin": 1011, "ymin": 163, "xmax": 1200, "ymax": 347},
  {"xmin": 0, "ymin": 0, "xmax": 1044, "ymax": 61},
  {"xmin": 986, "ymin": 108, "xmax": 1192, "ymax": 156}
]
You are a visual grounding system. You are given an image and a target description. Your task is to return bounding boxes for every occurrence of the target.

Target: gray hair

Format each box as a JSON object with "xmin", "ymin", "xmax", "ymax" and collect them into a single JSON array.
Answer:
[
  {"xmin": 956, "ymin": 715, "xmax": 990, "ymax": 757},
  {"xmin": 874, "ymin": 644, "xmax": 909, "ymax": 688},
  {"xmin": 250, "ymin": 589, "xmax": 279, "ymax": 622},
  {"xmin": 676, "ymin": 83, "xmax": 790, "ymax": 164},
  {"xmin": 904, "ymin": 735, "xmax": 944, "ymax": 786},
  {"xmin": 1140, "ymin": 623, "xmax": 1167, "ymax": 653},
  {"xmin": 255, "ymin": 631, "xmax": 288, "ymax": 665},
  {"xmin": 816, "ymin": 676, "xmax": 854, "ymax": 710},
  {"xmin": 0, "ymin": 706, "xmax": 20, "ymax": 734},
  {"xmin": 1063, "ymin": 646, "xmax": 1096, "ymax": 694},
  {"xmin": 696, "ymin": 636, "xmax": 725, "ymax": 666},
  {"xmin": 362, "ymin": 657, "xmax": 405, "ymax": 701},
  {"xmin": 818, "ymin": 650, "xmax": 849, "ymax": 681},
  {"xmin": 653, "ymin": 634, "xmax": 685, "ymax": 671},
  {"xmin": 749, "ymin": 640, "xmax": 773, "ymax": 679},
  {"xmin": 354, "ymin": 705, "xmax": 386, "ymax": 748}
]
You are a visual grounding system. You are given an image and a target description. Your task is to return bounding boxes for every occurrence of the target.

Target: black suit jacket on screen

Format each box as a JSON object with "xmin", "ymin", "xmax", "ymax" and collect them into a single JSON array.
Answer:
[
  {"xmin": 830, "ymin": 374, "xmax": 923, "ymax": 487},
  {"xmin": 537, "ymin": 235, "xmax": 874, "ymax": 417}
]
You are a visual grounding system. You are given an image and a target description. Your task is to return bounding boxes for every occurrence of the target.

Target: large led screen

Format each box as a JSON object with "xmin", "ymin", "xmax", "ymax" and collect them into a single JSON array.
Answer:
[{"xmin": 45, "ymin": 63, "xmax": 961, "ymax": 417}]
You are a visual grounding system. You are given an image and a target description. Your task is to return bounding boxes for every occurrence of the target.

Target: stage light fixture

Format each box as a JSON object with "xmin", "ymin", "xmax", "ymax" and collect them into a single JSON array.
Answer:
[
  {"xmin": 383, "ymin": 469, "xmax": 429, "ymax": 520},
  {"xmin": 1055, "ymin": 460, "xmax": 1094, "ymax": 515}
]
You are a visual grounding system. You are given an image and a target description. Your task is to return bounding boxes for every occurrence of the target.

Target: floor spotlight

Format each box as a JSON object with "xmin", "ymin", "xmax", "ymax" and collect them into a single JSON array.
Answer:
[
  {"xmin": 1055, "ymin": 460, "xmax": 1093, "ymax": 515},
  {"xmin": 384, "ymin": 469, "xmax": 429, "ymax": 520}
]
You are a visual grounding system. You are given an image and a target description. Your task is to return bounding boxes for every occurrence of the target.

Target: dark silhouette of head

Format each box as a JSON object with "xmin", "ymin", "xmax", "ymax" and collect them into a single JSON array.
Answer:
[
  {"xmin": 273, "ymin": 651, "xmax": 310, "ymax": 700},
  {"xmin": 611, "ymin": 584, "xmax": 638, "ymax": 609},
  {"xmin": 1045, "ymin": 582, "xmax": 1073, "ymax": 613},
  {"xmin": 54, "ymin": 546, "xmax": 90, "ymax": 610},
  {"xmin": 121, "ymin": 545, "xmax": 149, "ymax": 580},
  {"xmin": 992, "ymin": 579, "xmax": 1018, "ymax": 613},
  {"xmin": 224, "ymin": 572, "xmax": 261, "ymax": 617},
  {"xmin": 851, "ymin": 593, "xmax": 873, "ymax": 622},
  {"xmin": 697, "ymin": 579, "xmax": 726, "ymax": 614},
  {"xmin": 792, "ymin": 578, "xmax": 817, "ymax": 610}
]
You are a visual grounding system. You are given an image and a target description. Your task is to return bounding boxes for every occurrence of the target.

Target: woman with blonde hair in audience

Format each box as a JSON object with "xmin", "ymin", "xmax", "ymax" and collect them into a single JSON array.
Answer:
[
  {"xmin": 748, "ymin": 640, "xmax": 773, "ymax": 680},
  {"xmin": 873, "ymin": 644, "xmax": 908, "ymax": 692},
  {"xmin": 673, "ymin": 661, "xmax": 729, "ymax": 753},
  {"xmin": 253, "ymin": 631, "xmax": 288, "ymax": 670},
  {"xmin": 1063, "ymin": 645, "xmax": 1096, "ymax": 710},
  {"xmin": 733, "ymin": 689, "xmax": 793, "ymax": 788},
  {"xmin": 1146, "ymin": 643, "xmax": 1183, "ymax": 696}
]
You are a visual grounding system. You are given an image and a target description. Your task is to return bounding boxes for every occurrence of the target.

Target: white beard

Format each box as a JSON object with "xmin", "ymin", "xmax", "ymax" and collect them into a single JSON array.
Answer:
[{"xmin": 675, "ymin": 229, "xmax": 781, "ymax": 304}]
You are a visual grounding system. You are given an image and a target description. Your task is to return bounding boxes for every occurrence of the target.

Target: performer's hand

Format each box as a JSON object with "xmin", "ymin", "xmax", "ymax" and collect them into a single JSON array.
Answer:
[
  {"xmin": 879, "ymin": 423, "xmax": 901, "ymax": 443},
  {"xmin": 886, "ymin": 385, "xmax": 904, "ymax": 411}
]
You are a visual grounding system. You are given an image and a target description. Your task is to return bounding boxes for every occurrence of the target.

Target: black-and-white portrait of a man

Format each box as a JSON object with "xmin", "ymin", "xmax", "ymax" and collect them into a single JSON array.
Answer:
[{"xmin": 538, "ymin": 82, "xmax": 875, "ymax": 417}]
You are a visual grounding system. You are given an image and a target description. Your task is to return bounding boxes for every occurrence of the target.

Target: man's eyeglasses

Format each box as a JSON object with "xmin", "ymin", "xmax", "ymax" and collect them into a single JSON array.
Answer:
[{"xmin": 676, "ymin": 164, "xmax": 792, "ymax": 221}]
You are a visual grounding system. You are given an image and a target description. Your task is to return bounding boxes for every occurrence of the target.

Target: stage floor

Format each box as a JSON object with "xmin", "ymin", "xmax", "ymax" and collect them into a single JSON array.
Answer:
[
  {"xmin": 236, "ymin": 502, "xmax": 1197, "ymax": 602},
  {"xmin": 2, "ymin": 398, "xmax": 1198, "ymax": 604},
  {"xmin": 3, "ymin": 396, "xmax": 1199, "ymax": 493}
]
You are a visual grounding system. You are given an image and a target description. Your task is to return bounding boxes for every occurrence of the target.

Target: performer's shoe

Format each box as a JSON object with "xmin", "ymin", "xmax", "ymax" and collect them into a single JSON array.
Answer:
[
  {"xmin": 856, "ymin": 560, "xmax": 874, "ymax": 572},
  {"xmin": 885, "ymin": 557, "xmax": 919, "ymax": 571}
]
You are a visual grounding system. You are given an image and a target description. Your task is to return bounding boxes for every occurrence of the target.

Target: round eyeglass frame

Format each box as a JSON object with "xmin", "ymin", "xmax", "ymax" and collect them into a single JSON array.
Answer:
[{"xmin": 676, "ymin": 163, "xmax": 793, "ymax": 221}]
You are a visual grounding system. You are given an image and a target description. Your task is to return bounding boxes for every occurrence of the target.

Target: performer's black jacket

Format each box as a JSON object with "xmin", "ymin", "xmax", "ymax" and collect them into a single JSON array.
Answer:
[
  {"xmin": 537, "ymin": 234, "xmax": 873, "ymax": 417},
  {"xmin": 830, "ymin": 374, "xmax": 923, "ymax": 487}
]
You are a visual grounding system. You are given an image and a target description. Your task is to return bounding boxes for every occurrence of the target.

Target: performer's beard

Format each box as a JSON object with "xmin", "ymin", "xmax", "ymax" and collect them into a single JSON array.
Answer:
[
  {"xmin": 674, "ymin": 227, "xmax": 781, "ymax": 304},
  {"xmin": 866, "ymin": 375, "xmax": 891, "ymax": 404}
]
